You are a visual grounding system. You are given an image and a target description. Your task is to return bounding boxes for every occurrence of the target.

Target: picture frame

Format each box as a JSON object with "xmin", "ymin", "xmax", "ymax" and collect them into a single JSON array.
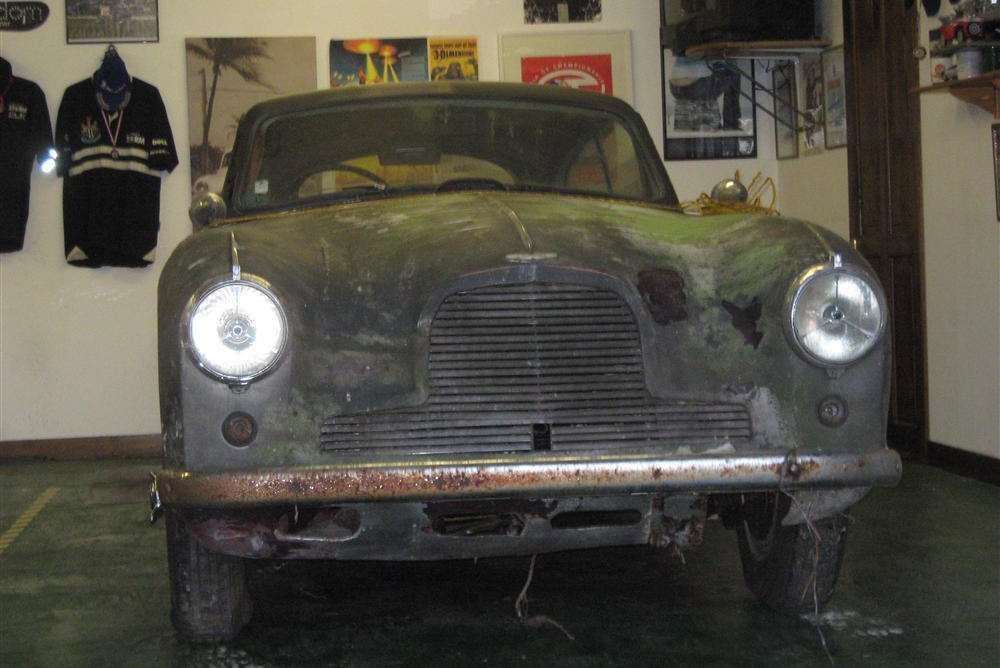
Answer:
[
  {"xmin": 773, "ymin": 61, "xmax": 798, "ymax": 160},
  {"xmin": 498, "ymin": 31, "xmax": 632, "ymax": 104},
  {"xmin": 524, "ymin": 0, "xmax": 602, "ymax": 24},
  {"xmin": 821, "ymin": 45, "xmax": 847, "ymax": 149},
  {"xmin": 799, "ymin": 53, "xmax": 825, "ymax": 154},
  {"xmin": 993, "ymin": 124, "xmax": 1000, "ymax": 221},
  {"xmin": 661, "ymin": 52, "xmax": 757, "ymax": 161},
  {"xmin": 65, "ymin": 0, "xmax": 158, "ymax": 44},
  {"xmin": 185, "ymin": 37, "xmax": 317, "ymax": 202}
]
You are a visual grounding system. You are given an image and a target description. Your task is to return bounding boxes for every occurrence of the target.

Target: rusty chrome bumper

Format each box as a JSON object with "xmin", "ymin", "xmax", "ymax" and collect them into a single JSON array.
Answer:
[{"xmin": 153, "ymin": 448, "xmax": 901, "ymax": 508}]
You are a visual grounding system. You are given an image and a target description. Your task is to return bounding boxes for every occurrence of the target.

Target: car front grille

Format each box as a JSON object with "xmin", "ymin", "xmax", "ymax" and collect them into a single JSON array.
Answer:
[{"xmin": 320, "ymin": 282, "xmax": 751, "ymax": 455}]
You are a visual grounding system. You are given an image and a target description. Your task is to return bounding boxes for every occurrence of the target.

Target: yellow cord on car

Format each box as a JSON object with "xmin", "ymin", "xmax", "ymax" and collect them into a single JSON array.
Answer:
[{"xmin": 679, "ymin": 170, "xmax": 779, "ymax": 216}]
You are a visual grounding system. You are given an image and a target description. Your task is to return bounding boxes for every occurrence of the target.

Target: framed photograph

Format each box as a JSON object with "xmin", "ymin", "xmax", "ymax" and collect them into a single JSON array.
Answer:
[
  {"xmin": 799, "ymin": 53, "xmax": 825, "ymax": 154},
  {"xmin": 773, "ymin": 61, "xmax": 798, "ymax": 160},
  {"xmin": 185, "ymin": 37, "xmax": 317, "ymax": 200},
  {"xmin": 993, "ymin": 124, "xmax": 1000, "ymax": 221},
  {"xmin": 822, "ymin": 45, "xmax": 847, "ymax": 149},
  {"xmin": 499, "ymin": 31, "xmax": 632, "ymax": 104},
  {"xmin": 66, "ymin": 0, "xmax": 158, "ymax": 44},
  {"xmin": 524, "ymin": 0, "xmax": 602, "ymax": 24},
  {"xmin": 662, "ymin": 52, "xmax": 757, "ymax": 160}
]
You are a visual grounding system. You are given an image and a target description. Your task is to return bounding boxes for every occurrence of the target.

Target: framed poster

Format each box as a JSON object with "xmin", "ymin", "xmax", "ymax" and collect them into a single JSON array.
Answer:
[
  {"xmin": 499, "ymin": 31, "xmax": 632, "ymax": 104},
  {"xmin": 822, "ymin": 45, "xmax": 847, "ymax": 149},
  {"xmin": 662, "ymin": 53, "xmax": 756, "ymax": 160},
  {"xmin": 773, "ymin": 61, "xmax": 798, "ymax": 160},
  {"xmin": 185, "ymin": 37, "xmax": 317, "ymax": 199},
  {"xmin": 800, "ymin": 53, "xmax": 825, "ymax": 154},
  {"xmin": 994, "ymin": 124, "xmax": 1000, "ymax": 221},
  {"xmin": 330, "ymin": 37, "xmax": 477, "ymax": 86},
  {"xmin": 66, "ymin": 0, "xmax": 158, "ymax": 44}
]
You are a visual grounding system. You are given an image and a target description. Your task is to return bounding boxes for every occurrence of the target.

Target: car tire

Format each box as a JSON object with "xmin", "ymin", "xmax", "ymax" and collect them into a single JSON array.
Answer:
[
  {"xmin": 736, "ymin": 495, "xmax": 848, "ymax": 614},
  {"xmin": 165, "ymin": 509, "xmax": 252, "ymax": 641}
]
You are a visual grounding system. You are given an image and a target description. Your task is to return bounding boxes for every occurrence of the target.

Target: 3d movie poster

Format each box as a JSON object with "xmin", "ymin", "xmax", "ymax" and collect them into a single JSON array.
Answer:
[
  {"xmin": 428, "ymin": 37, "xmax": 478, "ymax": 81},
  {"xmin": 520, "ymin": 54, "xmax": 613, "ymax": 95},
  {"xmin": 330, "ymin": 38, "xmax": 429, "ymax": 86},
  {"xmin": 662, "ymin": 55, "xmax": 757, "ymax": 161}
]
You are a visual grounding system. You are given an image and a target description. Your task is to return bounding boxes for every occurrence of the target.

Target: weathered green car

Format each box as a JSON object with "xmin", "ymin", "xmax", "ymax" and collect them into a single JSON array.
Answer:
[{"xmin": 153, "ymin": 82, "xmax": 901, "ymax": 640}]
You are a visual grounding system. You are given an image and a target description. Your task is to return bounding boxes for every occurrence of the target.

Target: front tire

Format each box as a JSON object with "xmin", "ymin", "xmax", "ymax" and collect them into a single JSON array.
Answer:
[
  {"xmin": 165, "ymin": 509, "xmax": 252, "ymax": 641},
  {"xmin": 736, "ymin": 494, "xmax": 848, "ymax": 614}
]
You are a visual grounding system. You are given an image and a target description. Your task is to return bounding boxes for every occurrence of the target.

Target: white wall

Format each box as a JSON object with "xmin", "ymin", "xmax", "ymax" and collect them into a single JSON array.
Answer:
[
  {"xmin": 779, "ymin": 1, "xmax": 1000, "ymax": 458},
  {"xmin": 0, "ymin": 1, "xmax": 778, "ymax": 442},
  {"xmin": 917, "ymin": 3, "xmax": 1000, "ymax": 458}
]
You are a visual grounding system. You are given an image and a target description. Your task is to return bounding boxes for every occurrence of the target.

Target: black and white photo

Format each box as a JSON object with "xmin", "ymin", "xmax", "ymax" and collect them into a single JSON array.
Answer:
[
  {"xmin": 65, "ymin": 0, "xmax": 158, "ymax": 44},
  {"xmin": 662, "ymin": 54, "xmax": 756, "ymax": 160},
  {"xmin": 773, "ymin": 61, "xmax": 798, "ymax": 160}
]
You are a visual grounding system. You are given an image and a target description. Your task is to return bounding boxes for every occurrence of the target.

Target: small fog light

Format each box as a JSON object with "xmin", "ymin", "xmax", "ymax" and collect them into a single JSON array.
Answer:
[
  {"xmin": 817, "ymin": 396, "xmax": 849, "ymax": 428},
  {"xmin": 222, "ymin": 412, "xmax": 257, "ymax": 447}
]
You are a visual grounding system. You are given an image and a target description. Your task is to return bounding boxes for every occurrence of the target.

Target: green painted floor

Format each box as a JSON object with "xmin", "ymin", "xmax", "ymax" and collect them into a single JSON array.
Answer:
[{"xmin": 0, "ymin": 460, "xmax": 997, "ymax": 667}]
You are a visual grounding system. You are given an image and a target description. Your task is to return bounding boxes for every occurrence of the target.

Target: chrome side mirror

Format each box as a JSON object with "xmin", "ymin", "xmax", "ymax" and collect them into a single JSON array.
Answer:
[{"xmin": 189, "ymin": 192, "xmax": 228, "ymax": 229}]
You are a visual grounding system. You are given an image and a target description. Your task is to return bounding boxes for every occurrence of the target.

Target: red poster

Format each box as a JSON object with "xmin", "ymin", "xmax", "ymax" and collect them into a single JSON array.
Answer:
[{"xmin": 520, "ymin": 54, "xmax": 613, "ymax": 95}]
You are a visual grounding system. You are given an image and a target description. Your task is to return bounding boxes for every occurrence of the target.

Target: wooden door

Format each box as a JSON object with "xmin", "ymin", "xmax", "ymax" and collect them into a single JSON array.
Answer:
[{"xmin": 843, "ymin": 0, "xmax": 928, "ymax": 454}]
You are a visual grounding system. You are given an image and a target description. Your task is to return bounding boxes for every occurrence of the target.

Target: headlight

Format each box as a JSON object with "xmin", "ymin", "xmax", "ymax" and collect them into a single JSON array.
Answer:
[
  {"xmin": 787, "ymin": 261, "xmax": 886, "ymax": 367},
  {"xmin": 188, "ymin": 281, "xmax": 287, "ymax": 383}
]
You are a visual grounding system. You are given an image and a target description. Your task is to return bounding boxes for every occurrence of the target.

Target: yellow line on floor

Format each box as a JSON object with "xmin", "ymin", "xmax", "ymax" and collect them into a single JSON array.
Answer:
[{"xmin": 0, "ymin": 487, "xmax": 59, "ymax": 555}]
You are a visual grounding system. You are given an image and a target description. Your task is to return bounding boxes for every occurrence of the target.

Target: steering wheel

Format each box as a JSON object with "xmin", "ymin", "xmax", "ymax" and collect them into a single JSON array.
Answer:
[{"xmin": 328, "ymin": 163, "xmax": 388, "ymax": 191}]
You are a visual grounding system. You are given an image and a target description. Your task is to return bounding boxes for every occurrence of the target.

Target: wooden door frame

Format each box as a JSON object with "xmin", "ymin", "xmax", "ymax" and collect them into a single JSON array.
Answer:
[{"xmin": 842, "ymin": 0, "xmax": 930, "ymax": 458}]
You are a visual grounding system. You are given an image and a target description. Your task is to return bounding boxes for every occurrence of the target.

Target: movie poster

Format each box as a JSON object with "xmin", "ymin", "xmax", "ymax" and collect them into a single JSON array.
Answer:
[
  {"xmin": 428, "ymin": 37, "xmax": 478, "ymax": 80},
  {"xmin": 330, "ymin": 38, "xmax": 428, "ymax": 86},
  {"xmin": 662, "ymin": 54, "xmax": 757, "ymax": 160}
]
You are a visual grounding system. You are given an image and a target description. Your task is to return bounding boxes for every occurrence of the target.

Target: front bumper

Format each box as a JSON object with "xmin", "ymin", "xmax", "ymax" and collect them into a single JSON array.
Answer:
[{"xmin": 153, "ymin": 448, "xmax": 901, "ymax": 508}]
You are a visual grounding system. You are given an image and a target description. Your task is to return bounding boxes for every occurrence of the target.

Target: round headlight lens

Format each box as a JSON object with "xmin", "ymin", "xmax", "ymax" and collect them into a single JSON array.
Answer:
[
  {"xmin": 789, "ymin": 267, "xmax": 885, "ymax": 366},
  {"xmin": 189, "ymin": 282, "xmax": 286, "ymax": 382}
]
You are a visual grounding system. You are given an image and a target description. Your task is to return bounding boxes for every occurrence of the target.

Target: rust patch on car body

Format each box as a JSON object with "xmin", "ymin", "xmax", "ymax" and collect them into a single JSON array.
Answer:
[
  {"xmin": 721, "ymin": 297, "xmax": 764, "ymax": 349},
  {"xmin": 637, "ymin": 268, "xmax": 687, "ymax": 324}
]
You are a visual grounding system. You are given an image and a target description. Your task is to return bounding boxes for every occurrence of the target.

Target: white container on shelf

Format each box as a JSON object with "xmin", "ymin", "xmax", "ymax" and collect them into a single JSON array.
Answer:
[{"xmin": 955, "ymin": 48, "xmax": 984, "ymax": 79}]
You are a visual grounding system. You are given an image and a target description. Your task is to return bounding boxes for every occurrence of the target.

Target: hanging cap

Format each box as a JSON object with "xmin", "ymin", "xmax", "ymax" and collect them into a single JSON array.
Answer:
[{"xmin": 93, "ymin": 48, "xmax": 131, "ymax": 110}]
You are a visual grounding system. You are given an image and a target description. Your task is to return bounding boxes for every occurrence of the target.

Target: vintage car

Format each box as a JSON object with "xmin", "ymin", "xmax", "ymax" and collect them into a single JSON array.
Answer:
[{"xmin": 152, "ymin": 82, "xmax": 901, "ymax": 640}]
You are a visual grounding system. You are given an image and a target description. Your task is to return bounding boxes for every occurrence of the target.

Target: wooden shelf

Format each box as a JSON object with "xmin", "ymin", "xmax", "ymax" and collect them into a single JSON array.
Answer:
[
  {"xmin": 930, "ymin": 40, "xmax": 1000, "ymax": 57},
  {"xmin": 914, "ymin": 71, "xmax": 1000, "ymax": 118},
  {"xmin": 681, "ymin": 39, "xmax": 830, "ymax": 60}
]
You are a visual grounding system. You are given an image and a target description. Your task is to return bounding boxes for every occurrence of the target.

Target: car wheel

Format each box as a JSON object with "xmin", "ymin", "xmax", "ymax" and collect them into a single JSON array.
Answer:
[
  {"xmin": 735, "ymin": 493, "xmax": 848, "ymax": 614},
  {"xmin": 165, "ymin": 509, "xmax": 252, "ymax": 641}
]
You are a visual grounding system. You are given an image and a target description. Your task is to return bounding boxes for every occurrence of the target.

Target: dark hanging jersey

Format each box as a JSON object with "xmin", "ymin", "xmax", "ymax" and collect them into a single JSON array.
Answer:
[
  {"xmin": 55, "ymin": 77, "xmax": 177, "ymax": 267},
  {"xmin": 0, "ymin": 76, "xmax": 52, "ymax": 252}
]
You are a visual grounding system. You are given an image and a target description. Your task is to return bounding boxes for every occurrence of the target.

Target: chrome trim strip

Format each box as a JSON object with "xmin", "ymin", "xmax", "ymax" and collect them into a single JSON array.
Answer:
[{"xmin": 230, "ymin": 232, "xmax": 241, "ymax": 281}]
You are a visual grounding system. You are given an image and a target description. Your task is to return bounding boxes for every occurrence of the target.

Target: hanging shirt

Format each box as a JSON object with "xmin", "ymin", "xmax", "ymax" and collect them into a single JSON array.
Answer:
[
  {"xmin": 55, "ymin": 77, "xmax": 177, "ymax": 267},
  {"xmin": 0, "ymin": 75, "xmax": 52, "ymax": 253}
]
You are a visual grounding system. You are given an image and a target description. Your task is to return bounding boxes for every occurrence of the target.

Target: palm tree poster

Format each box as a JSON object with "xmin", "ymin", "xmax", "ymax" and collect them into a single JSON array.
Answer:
[
  {"xmin": 330, "ymin": 38, "xmax": 429, "ymax": 87},
  {"xmin": 185, "ymin": 36, "xmax": 317, "ymax": 196}
]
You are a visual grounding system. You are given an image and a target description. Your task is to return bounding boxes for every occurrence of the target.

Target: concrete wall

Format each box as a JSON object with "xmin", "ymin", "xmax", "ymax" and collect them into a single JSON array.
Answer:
[
  {"xmin": 778, "ymin": 1, "xmax": 999, "ymax": 458},
  {"xmin": 0, "ymin": 1, "xmax": 779, "ymax": 442}
]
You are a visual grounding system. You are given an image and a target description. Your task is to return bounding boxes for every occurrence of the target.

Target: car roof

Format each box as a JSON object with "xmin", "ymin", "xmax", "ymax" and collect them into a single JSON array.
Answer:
[{"xmin": 242, "ymin": 81, "xmax": 645, "ymax": 126}]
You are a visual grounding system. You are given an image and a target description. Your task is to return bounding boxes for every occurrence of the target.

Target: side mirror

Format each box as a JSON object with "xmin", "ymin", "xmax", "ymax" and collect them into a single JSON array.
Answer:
[{"xmin": 189, "ymin": 192, "xmax": 228, "ymax": 229}]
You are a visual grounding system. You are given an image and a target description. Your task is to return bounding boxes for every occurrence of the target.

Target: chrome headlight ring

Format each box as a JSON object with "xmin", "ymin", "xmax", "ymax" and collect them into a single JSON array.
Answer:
[
  {"xmin": 185, "ymin": 277, "xmax": 288, "ymax": 385},
  {"xmin": 785, "ymin": 259, "xmax": 887, "ymax": 369}
]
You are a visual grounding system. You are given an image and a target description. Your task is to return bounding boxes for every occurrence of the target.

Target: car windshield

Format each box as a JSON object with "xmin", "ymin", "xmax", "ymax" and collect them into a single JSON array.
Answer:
[{"xmin": 235, "ymin": 98, "xmax": 664, "ymax": 212}]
